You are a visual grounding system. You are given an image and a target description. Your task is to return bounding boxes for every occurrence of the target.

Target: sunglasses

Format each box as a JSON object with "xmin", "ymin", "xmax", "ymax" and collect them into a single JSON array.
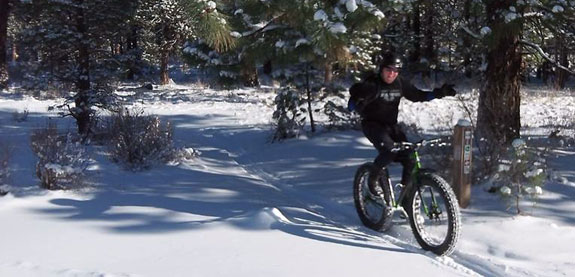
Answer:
[{"xmin": 384, "ymin": 66, "xmax": 400, "ymax": 73}]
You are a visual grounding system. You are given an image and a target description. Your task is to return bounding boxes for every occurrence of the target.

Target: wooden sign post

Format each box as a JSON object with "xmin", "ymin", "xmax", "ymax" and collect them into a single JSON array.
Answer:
[{"xmin": 452, "ymin": 119, "xmax": 473, "ymax": 208}]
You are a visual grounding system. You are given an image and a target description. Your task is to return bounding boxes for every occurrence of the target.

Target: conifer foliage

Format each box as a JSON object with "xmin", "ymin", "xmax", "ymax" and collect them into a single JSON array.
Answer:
[
  {"xmin": 137, "ymin": 0, "xmax": 235, "ymax": 85},
  {"xmin": 13, "ymin": 0, "xmax": 137, "ymax": 135},
  {"xmin": 1, "ymin": 0, "xmax": 574, "ymax": 148},
  {"xmin": 192, "ymin": 0, "xmax": 387, "ymax": 138},
  {"xmin": 0, "ymin": 0, "xmax": 9, "ymax": 89}
]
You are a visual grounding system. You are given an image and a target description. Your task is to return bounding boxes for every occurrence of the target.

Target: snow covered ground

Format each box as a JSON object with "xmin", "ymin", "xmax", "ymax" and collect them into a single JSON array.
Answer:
[{"xmin": 0, "ymin": 83, "xmax": 574, "ymax": 277}]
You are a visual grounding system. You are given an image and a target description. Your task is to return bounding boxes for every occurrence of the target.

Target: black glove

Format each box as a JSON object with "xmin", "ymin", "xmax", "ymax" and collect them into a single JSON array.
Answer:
[
  {"xmin": 434, "ymin": 84, "xmax": 456, "ymax": 98},
  {"xmin": 349, "ymin": 82, "xmax": 377, "ymax": 113}
]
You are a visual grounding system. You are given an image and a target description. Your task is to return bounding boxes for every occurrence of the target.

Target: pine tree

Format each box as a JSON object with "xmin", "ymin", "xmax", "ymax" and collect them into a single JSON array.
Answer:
[
  {"xmin": 0, "ymin": 0, "xmax": 10, "ymax": 89},
  {"xmin": 138, "ymin": 0, "xmax": 234, "ymax": 85},
  {"xmin": 472, "ymin": 0, "xmax": 575, "ymax": 162},
  {"xmin": 15, "ymin": 0, "xmax": 137, "ymax": 135},
  {"xmin": 184, "ymin": 0, "xmax": 387, "ymax": 135}
]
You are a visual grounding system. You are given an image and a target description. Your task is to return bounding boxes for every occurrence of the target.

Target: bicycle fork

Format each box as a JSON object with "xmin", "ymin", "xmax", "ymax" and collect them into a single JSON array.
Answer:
[{"xmin": 416, "ymin": 185, "xmax": 443, "ymax": 221}]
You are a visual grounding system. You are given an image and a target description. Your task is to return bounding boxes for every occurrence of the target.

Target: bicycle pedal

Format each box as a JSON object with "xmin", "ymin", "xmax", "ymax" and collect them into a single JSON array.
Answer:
[{"xmin": 368, "ymin": 192, "xmax": 384, "ymax": 200}]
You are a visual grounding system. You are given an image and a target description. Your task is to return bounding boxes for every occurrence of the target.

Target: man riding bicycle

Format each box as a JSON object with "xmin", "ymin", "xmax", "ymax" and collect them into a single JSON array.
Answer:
[{"xmin": 348, "ymin": 52, "xmax": 456, "ymax": 200}]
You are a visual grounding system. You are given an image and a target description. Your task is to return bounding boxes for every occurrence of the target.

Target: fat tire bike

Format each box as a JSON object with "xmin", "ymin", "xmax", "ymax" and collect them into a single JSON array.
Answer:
[{"xmin": 353, "ymin": 138, "xmax": 461, "ymax": 256}]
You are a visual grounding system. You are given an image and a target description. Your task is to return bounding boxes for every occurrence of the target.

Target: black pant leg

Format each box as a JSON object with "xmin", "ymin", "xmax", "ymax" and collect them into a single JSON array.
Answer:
[
  {"xmin": 389, "ymin": 125, "xmax": 415, "ymax": 186},
  {"xmin": 361, "ymin": 121, "xmax": 395, "ymax": 169},
  {"xmin": 394, "ymin": 150, "xmax": 416, "ymax": 187}
]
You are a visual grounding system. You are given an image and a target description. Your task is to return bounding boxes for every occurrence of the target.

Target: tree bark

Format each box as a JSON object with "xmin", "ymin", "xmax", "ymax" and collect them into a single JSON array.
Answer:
[
  {"xmin": 463, "ymin": 0, "xmax": 472, "ymax": 77},
  {"xmin": 263, "ymin": 60, "xmax": 272, "ymax": 75},
  {"xmin": 323, "ymin": 62, "xmax": 332, "ymax": 84},
  {"xmin": 11, "ymin": 41, "xmax": 17, "ymax": 63},
  {"xmin": 240, "ymin": 61, "xmax": 259, "ymax": 87},
  {"xmin": 476, "ymin": 0, "xmax": 522, "ymax": 151},
  {"xmin": 0, "ymin": 0, "xmax": 10, "ymax": 89},
  {"xmin": 554, "ymin": 41, "xmax": 568, "ymax": 90},
  {"xmin": 423, "ymin": 0, "xmax": 434, "ymax": 66},
  {"xmin": 410, "ymin": 0, "xmax": 421, "ymax": 64},
  {"xmin": 160, "ymin": 49, "xmax": 170, "ymax": 85},
  {"xmin": 74, "ymin": 0, "xmax": 92, "ymax": 136},
  {"xmin": 305, "ymin": 64, "xmax": 315, "ymax": 133},
  {"xmin": 127, "ymin": 25, "xmax": 139, "ymax": 80}
]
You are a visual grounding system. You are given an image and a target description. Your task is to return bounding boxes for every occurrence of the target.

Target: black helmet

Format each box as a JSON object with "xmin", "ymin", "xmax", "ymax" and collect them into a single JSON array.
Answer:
[{"xmin": 379, "ymin": 52, "xmax": 403, "ymax": 72}]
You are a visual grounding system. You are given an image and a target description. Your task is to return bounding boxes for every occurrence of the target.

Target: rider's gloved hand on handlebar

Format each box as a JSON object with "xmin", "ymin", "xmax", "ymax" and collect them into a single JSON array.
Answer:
[{"xmin": 433, "ymin": 84, "xmax": 456, "ymax": 98}]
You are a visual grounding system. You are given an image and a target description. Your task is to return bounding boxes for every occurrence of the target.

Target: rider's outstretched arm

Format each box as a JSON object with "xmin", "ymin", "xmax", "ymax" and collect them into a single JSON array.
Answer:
[{"xmin": 401, "ymin": 78, "xmax": 456, "ymax": 102}]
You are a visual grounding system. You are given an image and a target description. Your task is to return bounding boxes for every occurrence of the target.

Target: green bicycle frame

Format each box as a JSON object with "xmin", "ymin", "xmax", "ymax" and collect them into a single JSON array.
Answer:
[
  {"xmin": 411, "ymin": 150, "xmax": 436, "ymax": 218},
  {"xmin": 393, "ymin": 148, "xmax": 434, "ymax": 219}
]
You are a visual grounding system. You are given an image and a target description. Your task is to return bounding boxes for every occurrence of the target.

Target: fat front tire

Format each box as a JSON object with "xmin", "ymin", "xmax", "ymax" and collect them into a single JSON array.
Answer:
[
  {"xmin": 353, "ymin": 163, "xmax": 393, "ymax": 232},
  {"xmin": 406, "ymin": 173, "xmax": 461, "ymax": 256}
]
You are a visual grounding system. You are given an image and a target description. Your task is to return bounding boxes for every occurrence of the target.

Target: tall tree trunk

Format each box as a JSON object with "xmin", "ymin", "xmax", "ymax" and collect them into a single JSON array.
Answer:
[
  {"xmin": 11, "ymin": 41, "xmax": 17, "ymax": 63},
  {"xmin": 423, "ymin": 0, "xmax": 434, "ymax": 77},
  {"xmin": 160, "ymin": 49, "xmax": 170, "ymax": 85},
  {"xmin": 476, "ymin": 0, "xmax": 522, "ymax": 152},
  {"xmin": 410, "ymin": 0, "xmax": 421, "ymax": 64},
  {"xmin": 74, "ymin": 0, "xmax": 92, "ymax": 136},
  {"xmin": 305, "ymin": 64, "xmax": 315, "ymax": 133},
  {"xmin": 240, "ymin": 60, "xmax": 259, "ymax": 87},
  {"xmin": 323, "ymin": 62, "xmax": 332, "ymax": 84},
  {"xmin": 423, "ymin": 0, "xmax": 434, "ymax": 61},
  {"xmin": 263, "ymin": 60, "xmax": 272, "ymax": 75},
  {"xmin": 127, "ymin": 25, "xmax": 138, "ymax": 80},
  {"xmin": 554, "ymin": 41, "xmax": 568, "ymax": 90},
  {"xmin": 0, "ymin": 0, "xmax": 9, "ymax": 89},
  {"xmin": 463, "ymin": 0, "xmax": 472, "ymax": 77}
]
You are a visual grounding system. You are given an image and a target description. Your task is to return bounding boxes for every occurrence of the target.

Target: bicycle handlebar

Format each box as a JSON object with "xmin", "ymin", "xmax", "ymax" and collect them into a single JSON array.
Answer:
[{"xmin": 391, "ymin": 138, "xmax": 448, "ymax": 152}]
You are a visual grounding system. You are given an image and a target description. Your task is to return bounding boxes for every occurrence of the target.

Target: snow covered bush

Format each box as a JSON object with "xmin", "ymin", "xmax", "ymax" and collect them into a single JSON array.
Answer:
[
  {"xmin": 30, "ymin": 123, "xmax": 89, "ymax": 190},
  {"xmin": 108, "ymin": 108, "xmax": 176, "ymax": 170},
  {"xmin": 271, "ymin": 86, "xmax": 306, "ymax": 142},
  {"xmin": 323, "ymin": 100, "xmax": 361, "ymax": 130},
  {"xmin": 492, "ymin": 138, "xmax": 548, "ymax": 214}
]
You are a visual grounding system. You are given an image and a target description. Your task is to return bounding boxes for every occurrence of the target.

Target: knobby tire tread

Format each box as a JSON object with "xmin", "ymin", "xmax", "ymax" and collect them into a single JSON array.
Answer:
[
  {"xmin": 353, "ymin": 163, "xmax": 393, "ymax": 232},
  {"xmin": 407, "ymin": 173, "xmax": 461, "ymax": 256}
]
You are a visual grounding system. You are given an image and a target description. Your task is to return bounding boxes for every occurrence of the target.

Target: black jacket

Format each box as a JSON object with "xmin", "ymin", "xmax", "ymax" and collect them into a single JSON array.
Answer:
[{"xmin": 349, "ymin": 74, "xmax": 433, "ymax": 125}]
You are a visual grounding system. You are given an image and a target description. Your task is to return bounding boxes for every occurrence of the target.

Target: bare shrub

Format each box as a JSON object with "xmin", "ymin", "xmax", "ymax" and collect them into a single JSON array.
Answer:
[
  {"xmin": 323, "ymin": 100, "xmax": 361, "ymax": 131},
  {"xmin": 12, "ymin": 108, "xmax": 29, "ymax": 122},
  {"xmin": 108, "ymin": 108, "xmax": 176, "ymax": 170},
  {"xmin": 0, "ymin": 140, "xmax": 13, "ymax": 192},
  {"xmin": 30, "ymin": 122, "xmax": 89, "ymax": 190}
]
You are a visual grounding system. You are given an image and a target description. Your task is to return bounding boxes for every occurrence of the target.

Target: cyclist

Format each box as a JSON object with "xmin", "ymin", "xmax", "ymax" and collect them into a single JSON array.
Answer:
[{"xmin": 348, "ymin": 52, "xmax": 456, "ymax": 199}]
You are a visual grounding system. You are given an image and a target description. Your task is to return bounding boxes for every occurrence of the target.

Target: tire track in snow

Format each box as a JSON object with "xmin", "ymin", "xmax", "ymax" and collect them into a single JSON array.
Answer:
[{"xmin": 206, "ymin": 140, "xmax": 488, "ymax": 276}]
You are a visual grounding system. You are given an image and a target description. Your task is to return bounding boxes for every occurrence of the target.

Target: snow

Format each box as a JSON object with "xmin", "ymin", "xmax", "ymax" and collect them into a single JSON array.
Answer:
[
  {"xmin": 329, "ymin": 22, "xmax": 347, "ymax": 34},
  {"xmin": 552, "ymin": 5, "xmax": 564, "ymax": 13},
  {"xmin": 206, "ymin": 1, "xmax": 216, "ymax": 10},
  {"xmin": 334, "ymin": 7, "xmax": 344, "ymax": 19},
  {"xmin": 500, "ymin": 185, "xmax": 512, "ymax": 195},
  {"xmin": 372, "ymin": 9, "xmax": 385, "ymax": 19},
  {"xmin": 1, "ymin": 83, "xmax": 575, "ymax": 276},
  {"xmin": 274, "ymin": 40, "xmax": 285, "ymax": 48},
  {"xmin": 457, "ymin": 119, "xmax": 472, "ymax": 127},
  {"xmin": 480, "ymin": 26, "xmax": 491, "ymax": 36},
  {"xmin": 295, "ymin": 38, "xmax": 310, "ymax": 48},
  {"xmin": 313, "ymin": 10, "xmax": 328, "ymax": 22},
  {"xmin": 505, "ymin": 12, "xmax": 518, "ymax": 23},
  {"xmin": 345, "ymin": 0, "xmax": 358, "ymax": 13}
]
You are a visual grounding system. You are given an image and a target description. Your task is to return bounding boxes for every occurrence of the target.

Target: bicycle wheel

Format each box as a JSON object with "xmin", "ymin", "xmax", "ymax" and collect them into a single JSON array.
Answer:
[
  {"xmin": 406, "ymin": 173, "xmax": 461, "ymax": 256},
  {"xmin": 353, "ymin": 163, "xmax": 393, "ymax": 232}
]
